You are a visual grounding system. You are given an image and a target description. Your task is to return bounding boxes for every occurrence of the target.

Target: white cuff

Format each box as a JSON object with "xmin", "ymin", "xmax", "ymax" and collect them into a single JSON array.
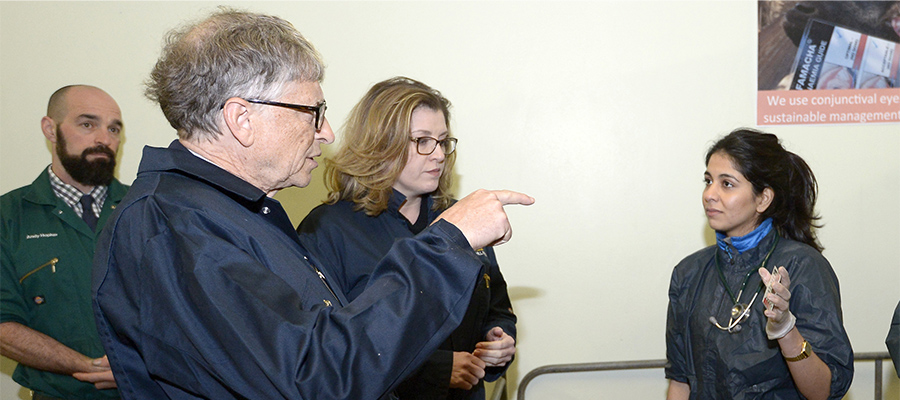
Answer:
[{"xmin": 766, "ymin": 311, "xmax": 796, "ymax": 340}]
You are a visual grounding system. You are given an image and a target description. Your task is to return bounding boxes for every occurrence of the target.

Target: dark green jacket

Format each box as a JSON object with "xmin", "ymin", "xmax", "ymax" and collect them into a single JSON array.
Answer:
[{"xmin": 1, "ymin": 169, "xmax": 126, "ymax": 399}]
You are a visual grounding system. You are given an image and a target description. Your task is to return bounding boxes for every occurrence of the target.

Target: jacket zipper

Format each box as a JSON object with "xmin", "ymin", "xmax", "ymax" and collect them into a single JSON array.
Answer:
[
  {"xmin": 304, "ymin": 256, "xmax": 339, "ymax": 306},
  {"xmin": 19, "ymin": 258, "xmax": 58, "ymax": 283}
]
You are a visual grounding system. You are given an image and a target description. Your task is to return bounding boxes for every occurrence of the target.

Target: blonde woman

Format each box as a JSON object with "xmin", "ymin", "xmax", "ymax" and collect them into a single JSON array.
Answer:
[{"xmin": 298, "ymin": 77, "xmax": 516, "ymax": 399}]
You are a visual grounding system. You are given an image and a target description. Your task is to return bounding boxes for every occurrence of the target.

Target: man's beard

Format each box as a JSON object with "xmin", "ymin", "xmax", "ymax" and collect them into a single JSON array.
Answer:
[{"xmin": 56, "ymin": 126, "xmax": 117, "ymax": 187}]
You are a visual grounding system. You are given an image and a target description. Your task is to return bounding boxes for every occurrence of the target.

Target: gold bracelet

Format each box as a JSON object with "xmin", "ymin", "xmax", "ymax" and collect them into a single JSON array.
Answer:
[{"xmin": 784, "ymin": 340, "xmax": 811, "ymax": 362}]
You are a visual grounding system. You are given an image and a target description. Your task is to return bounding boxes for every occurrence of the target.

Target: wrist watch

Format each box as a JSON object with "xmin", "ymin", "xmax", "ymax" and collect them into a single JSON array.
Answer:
[{"xmin": 784, "ymin": 340, "xmax": 811, "ymax": 362}]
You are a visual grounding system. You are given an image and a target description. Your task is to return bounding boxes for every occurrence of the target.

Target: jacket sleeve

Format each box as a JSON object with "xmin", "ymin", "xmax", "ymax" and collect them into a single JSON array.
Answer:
[
  {"xmin": 786, "ymin": 250, "xmax": 854, "ymax": 399},
  {"xmin": 0, "ymin": 224, "xmax": 28, "ymax": 325},
  {"xmin": 95, "ymin": 202, "xmax": 483, "ymax": 400},
  {"xmin": 479, "ymin": 246, "xmax": 517, "ymax": 381},
  {"xmin": 665, "ymin": 262, "xmax": 690, "ymax": 383},
  {"xmin": 887, "ymin": 301, "xmax": 900, "ymax": 378},
  {"xmin": 395, "ymin": 349, "xmax": 453, "ymax": 399}
]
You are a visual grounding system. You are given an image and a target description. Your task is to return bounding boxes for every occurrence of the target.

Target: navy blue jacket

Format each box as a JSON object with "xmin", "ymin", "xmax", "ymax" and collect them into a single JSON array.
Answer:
[
  {"xmin": 298, "ymin": 192, "xmax": 516, "ymax": 399},
  {"xmin": 92, "ymin": 141, "xmax": 483, "ymax": 399},
  {"xmin": 666, "ymin": 230, "xmax": 853, "ymax": 399}
]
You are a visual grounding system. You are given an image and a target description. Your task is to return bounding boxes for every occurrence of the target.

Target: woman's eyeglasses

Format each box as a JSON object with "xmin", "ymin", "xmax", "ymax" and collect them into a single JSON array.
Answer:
[{"xmin": 410, "ymin": 137, "xmax": 457, "ymax": 155}]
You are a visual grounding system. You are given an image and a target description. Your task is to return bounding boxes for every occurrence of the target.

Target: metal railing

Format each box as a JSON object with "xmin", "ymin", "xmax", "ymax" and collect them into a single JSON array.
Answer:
[
  {"xmin": 857, "ymin": 352, "xmax": 894, "ymax": 400},
  {"xmin": 490, "ymin": 375, "xmax": 508, "ymax": 400},
  {"xmin": 517, "ymin": 352, "xmax": 892, "ymax": 400}
]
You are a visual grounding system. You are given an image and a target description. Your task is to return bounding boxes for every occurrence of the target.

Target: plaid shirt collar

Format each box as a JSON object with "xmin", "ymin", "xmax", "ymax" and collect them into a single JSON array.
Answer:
[{"xmin": 47, "ymin": 165, "xmax": 108, "ymax": 218}]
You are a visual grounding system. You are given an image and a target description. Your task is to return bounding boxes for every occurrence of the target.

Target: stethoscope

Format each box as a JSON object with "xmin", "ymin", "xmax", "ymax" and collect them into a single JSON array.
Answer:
[{"xmin": 708, "ymin": 233, "xmax": 779, "ymax": 333}]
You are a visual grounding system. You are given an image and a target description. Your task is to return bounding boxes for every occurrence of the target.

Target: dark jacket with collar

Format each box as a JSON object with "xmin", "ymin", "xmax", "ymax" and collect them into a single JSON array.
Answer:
[
  {"xmin": 666, "ymin": 230, "xmax": 853, "ymax": 399},
  {"xmin": 92, "ymin": 140, "xmax": 483, "ymax": 400},
  {"xmin": 298, "ymin": 190, "xmax": 516, "ymax": 399}
]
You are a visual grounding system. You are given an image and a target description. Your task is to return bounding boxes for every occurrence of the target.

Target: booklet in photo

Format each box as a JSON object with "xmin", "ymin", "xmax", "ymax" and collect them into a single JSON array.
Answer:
[{"xmin": 789, "ymin": 19, "xmax": 900, "ymax": 90}]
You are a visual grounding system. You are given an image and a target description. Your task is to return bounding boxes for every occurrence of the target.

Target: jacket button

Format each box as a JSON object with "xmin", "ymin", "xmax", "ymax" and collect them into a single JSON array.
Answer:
[{"xmin": 261, "ymin": 207, "xmax": 270, "ymax": 215}]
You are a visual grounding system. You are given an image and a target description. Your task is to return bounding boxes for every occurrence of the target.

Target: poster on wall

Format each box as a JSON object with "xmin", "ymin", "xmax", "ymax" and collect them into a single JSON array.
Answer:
[{"xmin": 757, "ymin": 1, "xmax": 900, "ymax": 125}]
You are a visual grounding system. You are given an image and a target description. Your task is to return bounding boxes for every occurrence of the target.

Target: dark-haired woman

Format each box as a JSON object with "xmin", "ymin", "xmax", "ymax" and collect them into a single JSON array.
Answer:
[
  {"xmin": 298, "ymin": 77, "xmax": 516, "ymax": 399},
  {"xmin": 665, "ymin": 128, "xmax": 853, "ymax": 399}
]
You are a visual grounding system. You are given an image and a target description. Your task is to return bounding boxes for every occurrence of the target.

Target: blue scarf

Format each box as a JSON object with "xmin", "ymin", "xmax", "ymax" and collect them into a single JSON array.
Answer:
[{"xmin": 716, "ymin": 218, "xmax": 773, "ymax": 255}]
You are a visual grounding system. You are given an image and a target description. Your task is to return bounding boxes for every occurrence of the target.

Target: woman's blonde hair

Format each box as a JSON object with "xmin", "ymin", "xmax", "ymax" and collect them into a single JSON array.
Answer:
[{"xmin": 324, "ymin": 77, "xmax": 456, "ymax": 216}]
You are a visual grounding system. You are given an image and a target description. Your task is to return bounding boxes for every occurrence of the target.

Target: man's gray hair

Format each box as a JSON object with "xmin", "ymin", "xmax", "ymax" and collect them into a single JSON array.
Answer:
[{"xmin": 146, "ymin": 8, "xmax": 325, "ymax": 141}]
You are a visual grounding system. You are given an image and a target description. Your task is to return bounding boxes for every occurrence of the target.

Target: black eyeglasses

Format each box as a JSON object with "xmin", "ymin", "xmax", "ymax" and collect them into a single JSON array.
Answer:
[
  {"xmin": 410, "ymin": 137, "xmax": 457, "ymax": 155},
  {"xmin": 246, "ymin": 99, "xmax": 327, "ymax": 130}
]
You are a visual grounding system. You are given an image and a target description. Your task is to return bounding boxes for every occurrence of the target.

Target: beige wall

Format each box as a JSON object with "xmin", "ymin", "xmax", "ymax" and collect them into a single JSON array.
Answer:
[{"xmin": 1, "ymin": 2, "xmax": 898, "ymax": 399}]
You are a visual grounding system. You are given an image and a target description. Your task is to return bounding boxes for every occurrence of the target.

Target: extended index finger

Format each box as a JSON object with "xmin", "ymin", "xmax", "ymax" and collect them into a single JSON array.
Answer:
[{"xmin": 491, "ymin": 190, "xmax": 535, "ymax": 206}]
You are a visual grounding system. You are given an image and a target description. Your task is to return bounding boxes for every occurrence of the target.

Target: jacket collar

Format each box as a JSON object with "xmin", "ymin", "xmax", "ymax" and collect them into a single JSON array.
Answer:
[
  {"xmin": 718, "ymin": 228, "xmax": 779, "ymax": 271},
  {"xmin": 387, "ymin": 189, "xmax": 407, "ymax": 215},
  {"xmin": 19, "ymin": 168, "xmax": 128, "ymax": 236},
  {"xmin": 22, "ymin": 167, "xmax": 127, "ymax": 208},
  {"xmin": 387, "ymin": 189, "xmax": 438, "ymax": 219},
  {"xmin": 139, "ymin": 140, "xmax": 267, "ymax": 207}
]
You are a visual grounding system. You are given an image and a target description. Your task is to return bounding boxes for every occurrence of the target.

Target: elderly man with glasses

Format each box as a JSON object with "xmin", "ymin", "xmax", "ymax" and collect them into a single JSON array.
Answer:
[{"xmin": 91, "ymin": 9, "xmax": 532, "ymax": 400}]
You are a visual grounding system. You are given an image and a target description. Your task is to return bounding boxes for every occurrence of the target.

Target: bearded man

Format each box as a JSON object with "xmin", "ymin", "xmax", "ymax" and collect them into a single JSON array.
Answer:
[{"xmin": 1, "ymin": 85, "xmax": 125, "ymax": 400}]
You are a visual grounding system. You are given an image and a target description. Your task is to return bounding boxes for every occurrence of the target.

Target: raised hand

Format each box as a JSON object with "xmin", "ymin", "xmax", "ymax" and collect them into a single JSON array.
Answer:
[{"xmin": 435, "ymin": 189, "xmax": 534, "ymax": 250}]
